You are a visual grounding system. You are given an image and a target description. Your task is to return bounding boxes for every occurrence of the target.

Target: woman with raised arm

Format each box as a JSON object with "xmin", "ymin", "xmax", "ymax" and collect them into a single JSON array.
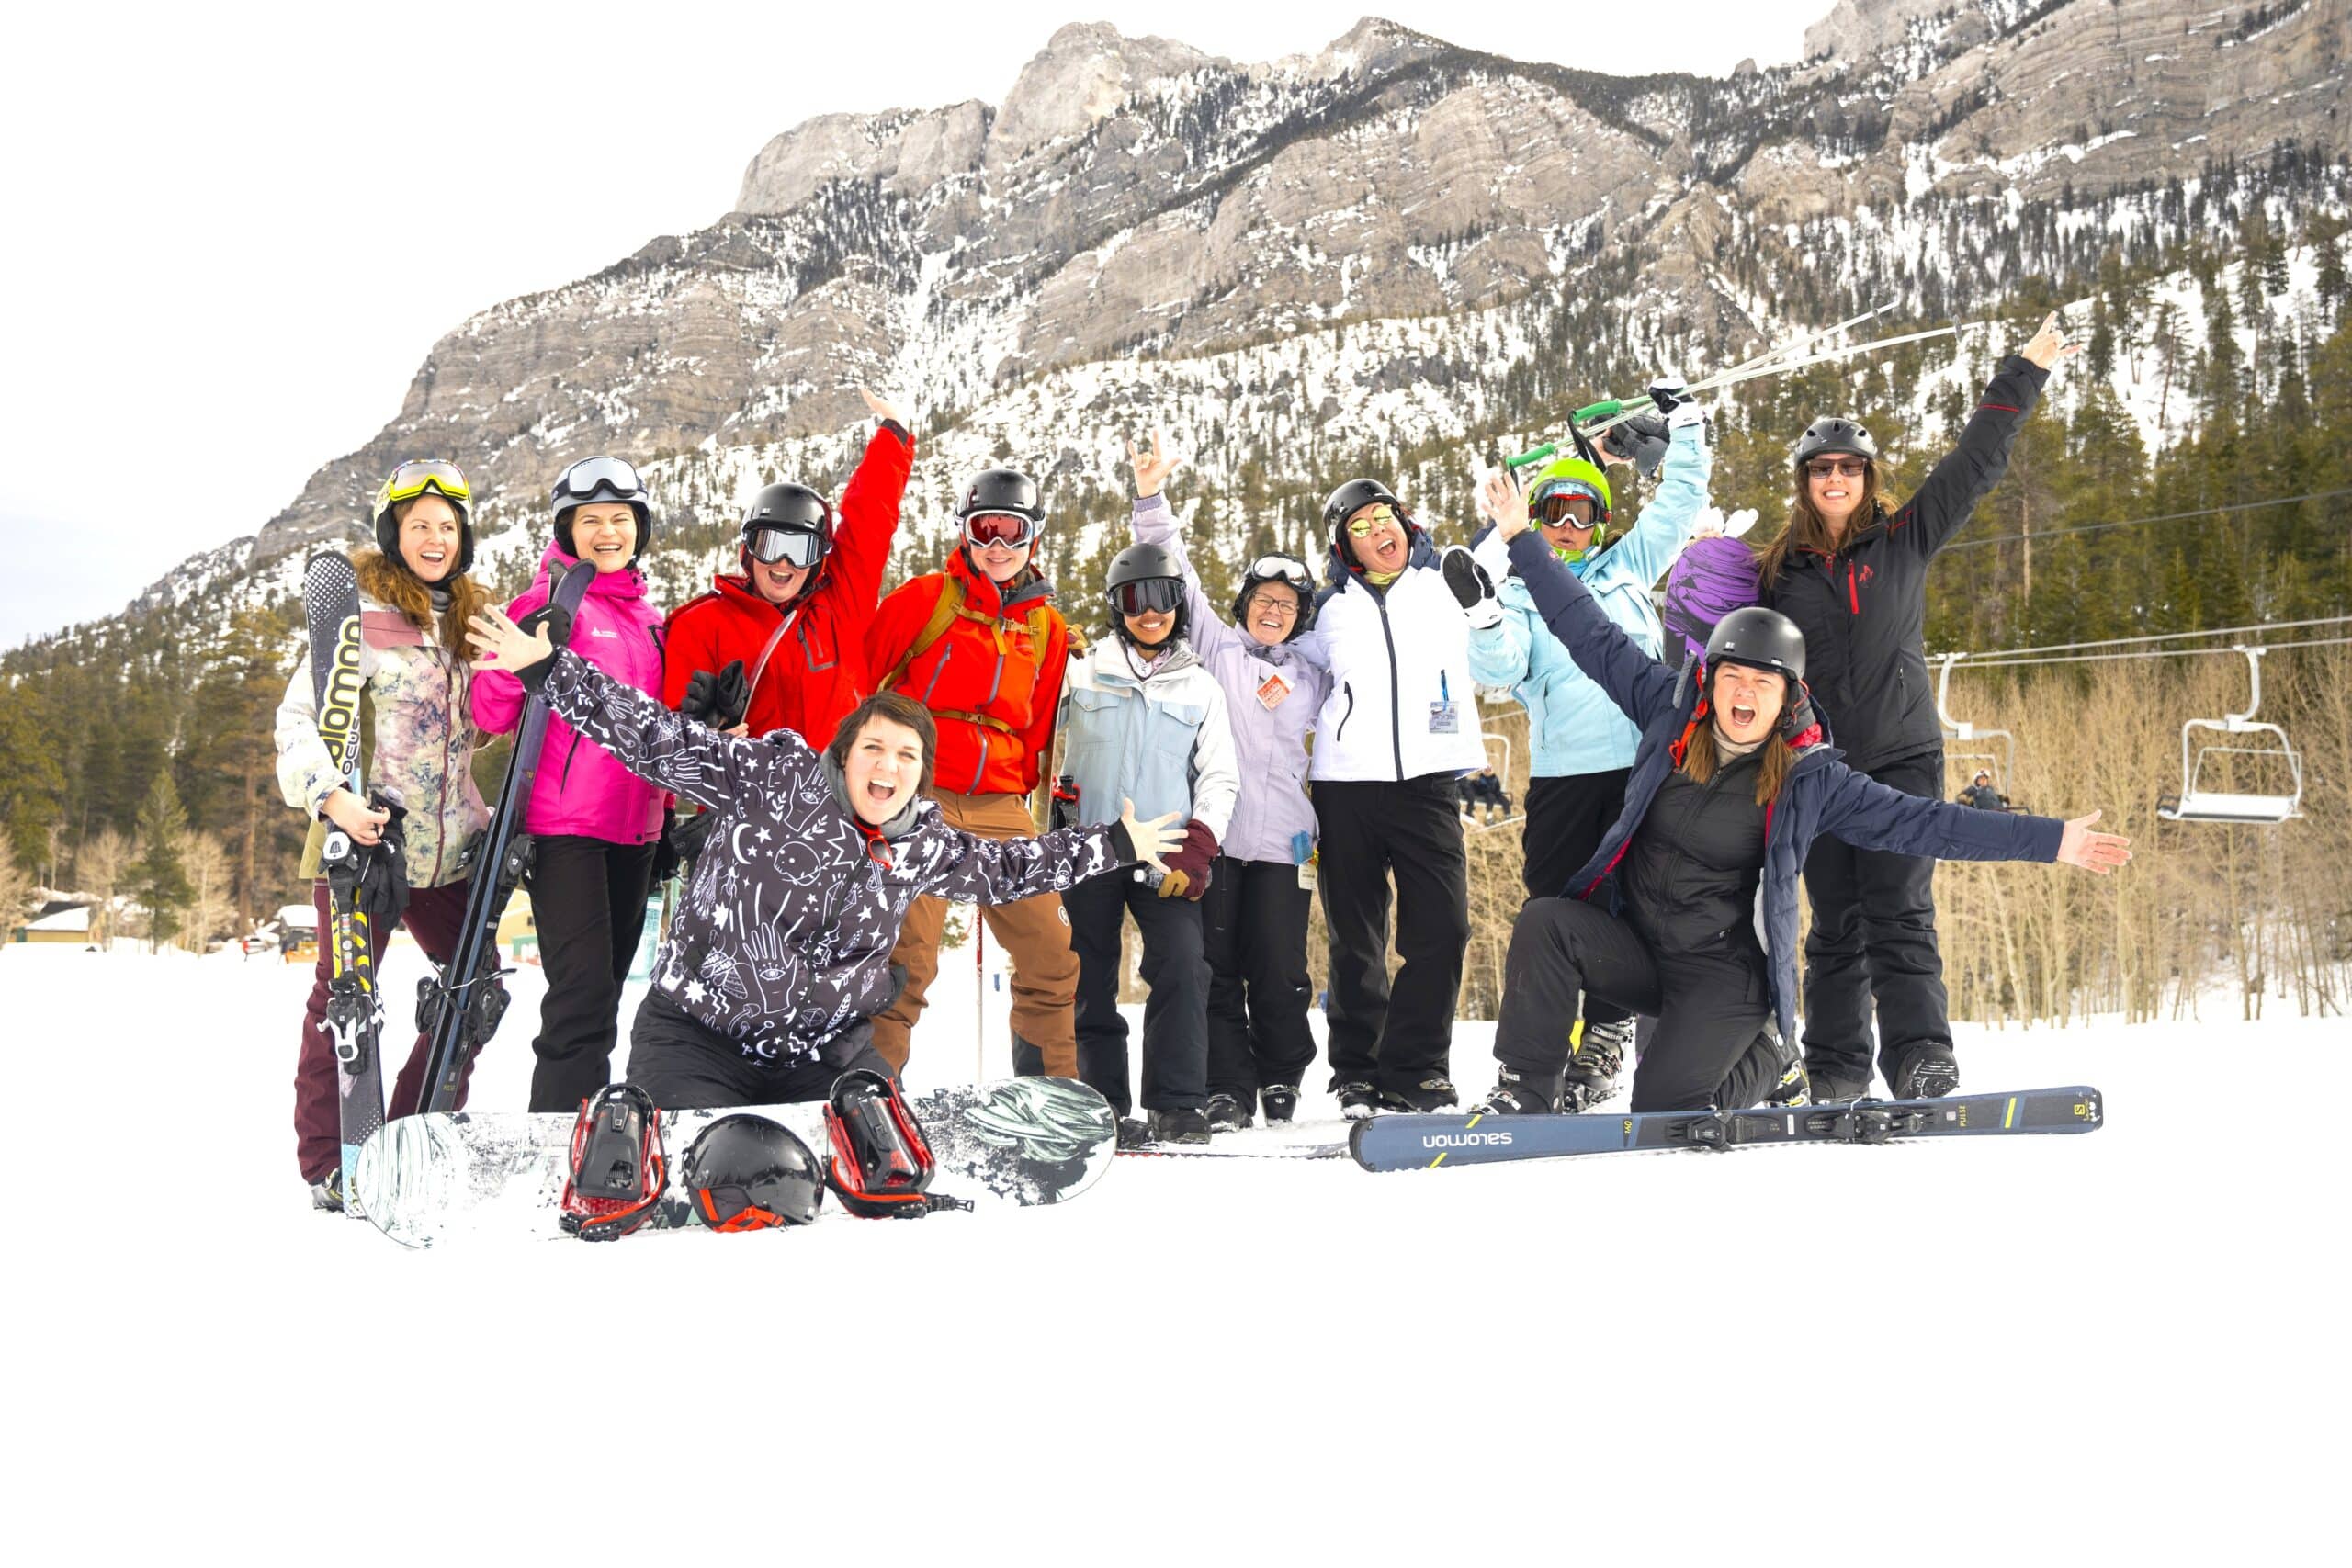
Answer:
[
  {"xmin": 1756, "ymin": 312, "xmax": 2078, "ymax": 1102},
  {"xmin": 1453, "ymin": 468, "xmax": 2128, "ymax": 1117},
  {"xmin": 276, "ymin": 460, "xmax": 495, "ymax": 1210},
  {"xmin": 1127, "ymin": 430, "xmax": 1329, "ymax": 1128},
  {"xmin": 464, "ymin": 612, "xmax": 1181, "ymax": 1109}
]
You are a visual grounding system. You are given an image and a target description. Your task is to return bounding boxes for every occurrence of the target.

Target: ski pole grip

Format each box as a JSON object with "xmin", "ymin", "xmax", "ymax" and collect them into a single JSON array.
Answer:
[
  {"xmin": 1571, "ymin": 399, "xmax": 1623, "ymax": 423},
  {"xmin": 1505, "ymin": 443, "xmax": 1556, "ymax": 470}
]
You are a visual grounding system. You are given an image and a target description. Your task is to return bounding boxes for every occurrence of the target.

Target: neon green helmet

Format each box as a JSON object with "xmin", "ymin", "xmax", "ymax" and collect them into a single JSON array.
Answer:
[{"xmin": 1526, "ymin": 457, "xmax": 1613, "ymax": 562}]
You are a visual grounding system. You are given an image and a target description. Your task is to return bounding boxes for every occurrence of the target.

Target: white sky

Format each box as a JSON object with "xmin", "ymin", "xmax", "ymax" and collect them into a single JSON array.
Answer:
[{"xmin": 0, "ymin": 0, "xmax": 1824, "ymax": 649}]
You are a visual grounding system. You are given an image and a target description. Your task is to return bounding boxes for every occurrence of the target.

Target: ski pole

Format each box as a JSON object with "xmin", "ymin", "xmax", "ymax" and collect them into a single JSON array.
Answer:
[{"xmin": 976, "ymin": 916, "xmax": 985, "ymax": 1081}]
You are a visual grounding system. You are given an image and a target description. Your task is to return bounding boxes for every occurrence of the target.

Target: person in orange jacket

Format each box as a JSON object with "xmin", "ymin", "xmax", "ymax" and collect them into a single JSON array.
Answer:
[
  {"xmin": 864, "ymin": 466, "xmax": 1080, "ymax": 1076},
  {"xmin": 662, "ymin": 388, "xmax": 911, "ymax": 749}
]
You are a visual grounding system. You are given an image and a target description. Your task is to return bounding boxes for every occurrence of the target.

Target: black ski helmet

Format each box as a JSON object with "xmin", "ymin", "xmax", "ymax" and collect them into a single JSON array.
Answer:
[
  {"xmin": 1792, "ymin": 416, "xmax": 1878, "ymax": 469},
  {"xmin": 680, "ymin": 1114, "xmax": 824, "ymax": 1232},
  {"xmin": 957, "ymin": 467, "xmax": 1046, "ymax": 525},
  {"xmin": 1703, "ymin": 605, "xmax": 1814, "ymax": 736},
  {"xmin": 371, "ymin": 459, "xmax": 476, "ymax": 576},
  {"xmin": 1103, "ymin": 541, "xmax": 1187, "ymax": 649},
  {"xmin": 1322, "ymin": 477, "xmax": 1407, "ymax": 535},
  {"xmin": 1231, "ymin": 553, "xmax": 1317, "ymax": 640},
  {"xmin": 740, "ymin": 481, "xmax": 832, "ymax": 578},
  {"xmin": 551, "ymin": 456, "xmax": 655, "ymax": 558}
]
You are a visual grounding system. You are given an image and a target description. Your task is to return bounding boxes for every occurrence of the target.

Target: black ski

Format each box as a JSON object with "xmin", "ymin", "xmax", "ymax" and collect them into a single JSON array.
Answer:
[
  {"xmin": 1351, "ymin": 1085, "xmax": 2104, "ymax": 1172},
  {"xmin": 415, "ymin": 561, "xmax": 597, "ymax": 1112},
  {"xmin": 302, "ymin": 551, "xmax": 386, "ymax": 1190}
]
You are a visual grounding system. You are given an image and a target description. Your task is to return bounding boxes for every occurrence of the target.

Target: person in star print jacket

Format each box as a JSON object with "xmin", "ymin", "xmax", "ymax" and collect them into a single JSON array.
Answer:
[{"xmin": 463, "ymin": 606, "xmax": 1182, "ymax": 1109}]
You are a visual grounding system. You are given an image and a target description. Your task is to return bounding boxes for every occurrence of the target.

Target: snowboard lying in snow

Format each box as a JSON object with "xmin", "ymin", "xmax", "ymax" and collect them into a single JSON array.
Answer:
[
  {"xmin": 1350, "ymin": 1086, "xmax": 2104, "ymax": 1172},
  {"xmin": 351, "ymin": 1077, "xmax": 1116, "ymax": 1248}
]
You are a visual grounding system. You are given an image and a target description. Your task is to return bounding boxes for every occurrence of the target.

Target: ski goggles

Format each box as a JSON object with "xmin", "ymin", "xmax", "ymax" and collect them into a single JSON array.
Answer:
[
  {"xmin": 745, "ymin": 525, "xmax": 824, "ymax": 568},
  {"xmin": 376, "ymin": 458, "xmax": 470, "ymax": 512},
  {"xmin": 1345, "ymin": 504, "xmax": 1402, "ymax": 536},
  {"xmin": 1532, "ymin": 482, "xmax": 1606, "ymax": 525},
  {"xmin": 1245, "ymin": 554, "xmax": 1315, "ymax": 593},
  {"xmin": 1112, "ymin": 578, "xmax": 1182, "ymax": 616},
  {"xmin": 1804, "ymin": 457, "xmax": 1870, "ymax": 479},
  {"xmin": 963, "ymin": 511, "xmax": 1042, "ymax": 548},
  {"xmin": 555, "ymin": 456, "xmax": 648, "ymax": 506}
]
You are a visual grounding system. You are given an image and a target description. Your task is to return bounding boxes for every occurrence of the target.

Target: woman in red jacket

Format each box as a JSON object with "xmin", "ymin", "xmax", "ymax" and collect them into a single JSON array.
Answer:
[
  {"xmin": 863, "ymin": 467, "xmax": 1080, "ymax": 1077},
  {"xmin": 662, "ymin": 388, "xmax": 911, "ymax": 748}
]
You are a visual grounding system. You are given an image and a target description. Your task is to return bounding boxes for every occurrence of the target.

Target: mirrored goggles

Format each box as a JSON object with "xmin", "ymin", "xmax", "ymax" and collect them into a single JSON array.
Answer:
[
  {"xmin": 1346, "ymin": 504, "xmax": 1400, "ymax": 537},
  {"xmin": 1532, "ymin": 482, "xmax": 1605, "ymax": 526},
  {"xmin": 556, "ymin": 455, "xmax": 647, "ymax": 505},
  {"xmin": 963, "ymin": 511, "xmax": 1041, "ymax": 548},
  {"xmin": 377, "ymin": 458, "xmax": 470, "ymax": 511},
  {"xmin": 745, "ymin": 525, "xmax": 824, "ymax": 568},
  {"xmin": 1112, "ymin": 578, "xmax": 1183, "ymax": 616}
]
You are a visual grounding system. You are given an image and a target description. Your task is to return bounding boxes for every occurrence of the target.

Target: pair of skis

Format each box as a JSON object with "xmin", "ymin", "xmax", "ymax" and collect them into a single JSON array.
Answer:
[{"xmin": 302, "ymin": 551, "xmax": 595, "ymax": 1195}]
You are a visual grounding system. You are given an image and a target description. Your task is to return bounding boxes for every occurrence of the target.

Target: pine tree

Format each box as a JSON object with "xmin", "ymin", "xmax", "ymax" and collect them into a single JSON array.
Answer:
[{"xmin": 132, "ymin": 771, "xmax": 194, "ymax": 952}]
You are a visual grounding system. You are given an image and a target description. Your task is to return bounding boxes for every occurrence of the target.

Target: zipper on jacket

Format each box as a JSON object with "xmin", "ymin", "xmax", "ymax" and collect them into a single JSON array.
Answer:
[
  {"xmin": 1335, "ymin": 681, "xmax": 1355, "ymax": 743},
  {"xmin": 1847, "ymin": 561, "xmax": 1860, "ymax": 615},
  {"xmin": 1374, "ymin": 591, "xmax": 1405, "ymax": 780}
]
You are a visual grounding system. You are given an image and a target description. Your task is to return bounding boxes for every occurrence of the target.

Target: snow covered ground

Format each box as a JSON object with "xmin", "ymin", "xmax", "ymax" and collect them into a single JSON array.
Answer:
[{"xmin": 4, "ymin": 941, "xmax": 2338, "ymax": 1562}]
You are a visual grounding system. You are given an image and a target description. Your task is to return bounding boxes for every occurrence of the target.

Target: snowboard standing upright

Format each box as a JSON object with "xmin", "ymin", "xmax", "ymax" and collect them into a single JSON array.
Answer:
[
  {"xmin": 413, "ymin": 560, "xmax": 597, "ymax": 1112},
  {"xmin": 302, "ymin": 551, "xmax": 387, "ymax": 1190}
]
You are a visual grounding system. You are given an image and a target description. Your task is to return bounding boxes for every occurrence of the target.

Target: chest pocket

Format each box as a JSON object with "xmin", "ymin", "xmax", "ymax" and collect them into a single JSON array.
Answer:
[
  {"xmin": 1144, "ymin": 698, "xmax": 1204, "ymax": 761},
  {"xmin": 797, "ymin": 616, "xmax": 838, "ymax": 675}
]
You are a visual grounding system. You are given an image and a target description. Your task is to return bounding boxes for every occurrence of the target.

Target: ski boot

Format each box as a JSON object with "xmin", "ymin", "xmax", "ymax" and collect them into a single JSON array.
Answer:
[
  {"xmin": 1148, "ymin": 1107, "xmax": 1212, "ymax": 1145},
  {"xmin": 1560, "ymin": 1016, "xmax": 1632, "ymax": 1111},
  {"xmin": 1888, "ymin": 1043, "xmax": 1959, "ymax": 1100},
  {"xmin": 1204, "ymin": 1092, "xmax": 1252, "ymax": 1134},
  {"xmin": 1260, "ymin": 1084, "xmax": 1300, "ymax": 1124},
  {"xmin": 309, "ymin": 1168, "xmax": 346, "ymax": 1213},
  {"xmin": 1478, "ymin": 1066, "xmax": 1563, "ymax": 1115},
  {"xmin": 1380, "ymin": 1077, "xmax": 1461, "ymax": 1113},
  {"xmin": 1115, "ymin": 1117, "xmax": 1150, "ymax": 1151},
  {"xmin": 1335, "ymin": 1079, "xmax": 1382, "ymax": 1122},
  {"xmin": 1761, "ymin": 1035, "xmax": 1812, "ymax": 1109},
  {"xmin": 1806, "ymin": 1059, "xmax": 1871, "ymax": 1103}
]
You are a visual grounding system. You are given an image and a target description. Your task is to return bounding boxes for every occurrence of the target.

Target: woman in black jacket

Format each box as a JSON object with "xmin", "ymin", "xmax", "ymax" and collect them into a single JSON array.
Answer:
[
  {"xmin": 1457, "ymin": 468, "xmax": 2126, "ymax": 1116},
  {"xmin": 1756, "ymin": 312, "xmax": 2077, "ymax": 1102}
]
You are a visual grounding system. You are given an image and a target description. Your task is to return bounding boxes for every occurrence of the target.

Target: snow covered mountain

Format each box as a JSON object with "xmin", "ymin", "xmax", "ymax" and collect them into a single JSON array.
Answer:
[{"xmin": 82, "ymin": 0, "xmax": 2352, "ymax": 635}]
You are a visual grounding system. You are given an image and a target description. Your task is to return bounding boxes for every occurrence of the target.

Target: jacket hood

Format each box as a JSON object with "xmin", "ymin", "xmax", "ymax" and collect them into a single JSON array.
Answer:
[
  {"xmin": 820, "ymin": 751, "xmax": 925, "ymax": 842},
  {"xmin": 537, "ymin": 537, "xmax": 649, "ymax": 603}
]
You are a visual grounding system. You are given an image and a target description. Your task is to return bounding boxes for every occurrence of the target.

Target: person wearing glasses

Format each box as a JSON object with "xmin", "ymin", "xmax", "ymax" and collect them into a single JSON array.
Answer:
[
  {"xmin": 1054, "ymin": 538, "xmax": 1240, "ymax": 1145},
  {"xmin": 1754, "ymin": 311, "xmax": 2076, "ymax": 1102},
  {"xmin": 1439, "ymin": 376, "xmax": 1713, "ymax": 1111},
  {"xmin": 1125, "ymin": 430, "xmax": 1329, "ymax": 1129},
  {"xmin": 662, "ymin": 388, "xmax": 911, "ymax": 748},
  {"xmin": 470, "ymin": 455, "xmax": 670, "ymax": 1112},
  {"xmin": 864, "ymin": 465, "xmax": 1083, "ymax": 1077},
  {"xmin": 275, "ymin": 459, "xmax": 494, "ymax": 1209},
  {"xmin": 1308, "ymin": 473, "xmax": 1487, "ymax": 1116}
]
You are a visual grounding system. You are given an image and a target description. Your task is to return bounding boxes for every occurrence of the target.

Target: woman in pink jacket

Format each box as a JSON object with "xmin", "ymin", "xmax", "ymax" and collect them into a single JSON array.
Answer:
[{"xmin": 471, "ymin": 457, "xmax": 668, "ymax": 1111}]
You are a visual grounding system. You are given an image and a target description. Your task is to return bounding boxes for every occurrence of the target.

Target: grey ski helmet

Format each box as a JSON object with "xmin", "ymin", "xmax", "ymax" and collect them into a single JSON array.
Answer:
[{"xmin": 1792, "ymin": 417, "xmax": 1878, "ymax": 469}]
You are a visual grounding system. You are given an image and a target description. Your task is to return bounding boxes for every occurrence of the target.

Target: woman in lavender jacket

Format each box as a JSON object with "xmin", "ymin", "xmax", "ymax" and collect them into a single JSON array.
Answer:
[{"xmin": 1128, "ymin": 431, "xmax": 1330, "ymax": 1128}]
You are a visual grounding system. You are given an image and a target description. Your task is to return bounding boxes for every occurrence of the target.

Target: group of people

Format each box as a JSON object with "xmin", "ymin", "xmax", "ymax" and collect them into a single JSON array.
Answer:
[{"xmin": 279, "ymin": 314, "xmax": 2135, "ymax": 1207}]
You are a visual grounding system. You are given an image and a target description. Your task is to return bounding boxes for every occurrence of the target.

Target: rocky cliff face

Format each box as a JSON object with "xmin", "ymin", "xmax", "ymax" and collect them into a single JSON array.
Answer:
[{"xmin": 148, "ymin": 3, "xmax": 2348, "ymax": 616}]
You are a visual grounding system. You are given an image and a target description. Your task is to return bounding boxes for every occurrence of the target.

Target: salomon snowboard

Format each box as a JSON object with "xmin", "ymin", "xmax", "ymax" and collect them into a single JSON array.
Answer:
[
  {"xmin": 352, "ymin": 1077, "xmax": 1117, "ymax": 1247},
  {"xmin": 1350, "ymin": 1086, "xmax": 2104, "ymax": 1172}
]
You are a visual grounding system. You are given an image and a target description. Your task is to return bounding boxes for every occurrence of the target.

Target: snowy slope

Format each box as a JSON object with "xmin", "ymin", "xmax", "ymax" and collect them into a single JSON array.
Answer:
[{"xmin": 2, "ymin": 945, "xmax": 2336, "ymax": 1562}]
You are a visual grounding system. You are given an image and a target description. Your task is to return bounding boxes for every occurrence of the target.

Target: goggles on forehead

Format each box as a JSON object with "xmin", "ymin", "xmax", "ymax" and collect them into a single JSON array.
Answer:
[
  {"xmin": 745, "ymin": 525, "xmax": 824, "ymax": 568},
  {"xmin": 377, "ymin": 458, "xmax": 470, "ymax": 513},
  {"xmin": 556, "ymin": 456, "xmax": 647, "ymax": 506},
  {"xmin": 964, "ymin": 511, "xmax": 1042, "ymax": 548},
  {"xmin": 1347, "ymin": 504, "xmax": 1401, "ymax": 537},
  {"xmin": 1113, "ymin": 578, "xmax": 1183, "ymax": 616}
]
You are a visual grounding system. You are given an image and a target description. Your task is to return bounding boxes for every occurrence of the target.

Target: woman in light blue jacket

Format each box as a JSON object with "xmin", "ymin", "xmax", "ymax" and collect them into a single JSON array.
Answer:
[{"xmin": 1450, "ymin": 378, "xmax": 1713, "ymax": 1107}]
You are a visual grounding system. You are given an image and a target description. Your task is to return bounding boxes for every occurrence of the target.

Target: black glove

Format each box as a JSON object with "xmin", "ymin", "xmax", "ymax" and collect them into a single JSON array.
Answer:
[
  {"xmin": 1602, "ymin": 412, "xmax": 1671, "ymax": 478},
  {"xmin": 682, "ymin": 660, "xmax": 750, "ymax": 729},
  {"xmin": 357, "ymin": 793, "xmax": 411, "ymax": 922},
  {"xmin": 1158, "ymin": 822, "xmax": 1218, "ymax": 901},
  {"xmin": 670, "ymin": 809, "xmax": 721, "ymax": 867},
  {"xmin": 516, "ymin": 602, "xmax": 575, "ymax": 649},
  {"xmin": 650, "ymin": 810, "xmax": 682, "ymax": 885}
]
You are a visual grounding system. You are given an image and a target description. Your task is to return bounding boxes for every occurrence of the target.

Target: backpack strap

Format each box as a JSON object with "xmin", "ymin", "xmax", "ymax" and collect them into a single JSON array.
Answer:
[{"xmin": 877, "ymin": 574, "xmax": 965, "ymax": 693}]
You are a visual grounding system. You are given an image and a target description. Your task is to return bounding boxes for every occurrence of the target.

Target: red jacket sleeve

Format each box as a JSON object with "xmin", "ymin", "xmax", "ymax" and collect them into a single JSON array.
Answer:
[
  {"xmin": 865, "ymin": 572, "xmax": 941, "ymax": 689},
  {"xmin": 662, "ymin": 597, "xmax": 721, "ymax": 712},
  {"xmin": 829, "ymin": 423, "xmax": 913, "ymax": 623}
]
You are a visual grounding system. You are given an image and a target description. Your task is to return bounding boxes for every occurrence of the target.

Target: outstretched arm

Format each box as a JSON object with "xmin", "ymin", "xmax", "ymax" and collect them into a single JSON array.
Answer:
[
  {"xmin": 923, "ymin": 800, "xmax": 1182, "ymax": 902},
  {"xmin": 830, "ymin": 388, "xmax": 915, "ymax": 615},
  {"xmin": 1605, "ymin": 416, "xmax": 1714, "ymax": 591},
  {"xmin": 1485, "ymin": 469, "xmax": 1677, "ymax": 729},
  {"xmin": 1815, "ymin": 762, "xmax": 2127, "ymax": 872},
  {"xmin": 1128, "ymin": 429, "xmax": 1242, "ymax": 661},
  {"xmin": 1904, "ymin": 314, "xmax": 2070, "ymax": 557}
]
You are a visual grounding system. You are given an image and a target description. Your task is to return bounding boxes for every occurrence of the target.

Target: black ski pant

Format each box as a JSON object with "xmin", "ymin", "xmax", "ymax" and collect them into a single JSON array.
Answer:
[
  {"xmin": 1201, "ymin": 854, "xmax": 1317, "ymax": 1101},
  {"xmin": 626, "ymin": 991, "xmax": 890, "ymax": 1109},
  {"xmin": 1313, "ymin": 773, "xmax": 1471, "ymax": 1094},
  {"xmin": 1495, "ymin": 897, "xmax": 1781, "ymax": 1113},
  {"xmin": 1064, "ymin": 868, "xmax": 1209, "ymax": 1118},
  {"xmin": 1800, "ymin": 750, "xmax": 1950, "ymax": 1093},
  {"xmin": 1521, "ymin": 769, "xmax": 1634, "ymax": 1032},
  {"xmin": 527, "ymin": 834, "xmax": 657, "ymax": 1114}
]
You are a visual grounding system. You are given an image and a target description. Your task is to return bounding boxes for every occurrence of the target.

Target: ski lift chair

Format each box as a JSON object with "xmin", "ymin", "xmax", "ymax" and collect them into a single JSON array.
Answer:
[
  {"xmin": 2157, "ymin": 647, "xmax": 2303, "ymax": 825},
  {"xmin": 1936, "ymin": 653, "xmax": 2017, "ymax": 802},
  {"xmin": 1460, "ymin": 732, "xmax": 1521, "ymax": 834}
]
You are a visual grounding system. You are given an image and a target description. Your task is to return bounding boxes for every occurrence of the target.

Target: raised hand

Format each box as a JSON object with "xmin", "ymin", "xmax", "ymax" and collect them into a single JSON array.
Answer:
[
  {"xmin": 2055, "ymin": 811, "xmax": 2132, "ymax": 874},
  {"xmin": 2019, "ymin": 311, "xmax": 2082, "ymax": 372},
  {"xmin": 1482, "ymin": 468, "xmax": 1532, "ymax": 539},
  {"xmin": 858, "ymin": 385, "xmax": 906, "ymax": 427},
  {"xmin": 1126, "ymin": 427, "xmax": 1182, "ymax": 499},
  {"xmin": 465, "ymin": 604, "xmax": 553, "ymax": 671},
  {"xmin": 1118, "ymin": 798, "xmax": 1183, "ymax": 869}
]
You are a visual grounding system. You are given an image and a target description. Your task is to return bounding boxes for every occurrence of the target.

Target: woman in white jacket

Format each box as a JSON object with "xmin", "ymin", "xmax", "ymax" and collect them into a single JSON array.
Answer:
[
  {"xmin": 1057, "ymin": 542, "xmax": 1240, "ymax": 1145},
  {"xmin": 1306, "ymin": 478, "xmax": 1485, "ymax": 1117}
]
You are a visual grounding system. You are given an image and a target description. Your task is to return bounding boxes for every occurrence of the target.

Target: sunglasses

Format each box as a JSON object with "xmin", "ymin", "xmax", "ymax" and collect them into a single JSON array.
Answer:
[
  {"xmin": 1113, "ymin": 579, "xmax": 1182, "ymax": 616},
  {"xmin": 377, "ymin": 458, "xmax": 469, "ymax": 511},
  {"xmin": 1806, "ymin": 459, "xmax": 1869, "ymax": 479},
  {"xmin": 746, "ymin": 525, "xmax": 824, "ymax": 568},
  {"xmin": 964, "ymin": 512, "xmax": 1041, "ymax": 548},
  {"xmin": 1347, "ymin": 504, "xmax": 1401, "ymax": 537}
]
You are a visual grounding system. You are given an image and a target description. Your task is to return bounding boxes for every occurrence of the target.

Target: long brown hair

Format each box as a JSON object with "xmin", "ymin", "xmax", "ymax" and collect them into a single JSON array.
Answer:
[
  {"xmin": 1753, "ymin": 459, "xmax": 1891, "ymax": 586},
  {"xmin": 1677, "ymin": 671, "xmax": 1800, "ymax": 806},
  {"xmin": 355, "ymin": 498, "xmax": 488, "ymax": 657}
]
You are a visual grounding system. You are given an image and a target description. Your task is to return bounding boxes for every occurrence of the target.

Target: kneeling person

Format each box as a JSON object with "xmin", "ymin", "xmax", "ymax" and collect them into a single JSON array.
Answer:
[{"xmin": 465, "ymin": 607, "xmax": 1182, "ymax": 1109}]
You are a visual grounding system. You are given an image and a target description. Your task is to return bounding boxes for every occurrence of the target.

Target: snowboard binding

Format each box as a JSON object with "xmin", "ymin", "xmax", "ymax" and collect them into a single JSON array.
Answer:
[
  {"xmin": 823, "ymin": 1068, "xmax": 972, "ymax": 1218},
  {"xmin": 559, "ymin": 1085, "xmax": 668, "ymax": 1240}
]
